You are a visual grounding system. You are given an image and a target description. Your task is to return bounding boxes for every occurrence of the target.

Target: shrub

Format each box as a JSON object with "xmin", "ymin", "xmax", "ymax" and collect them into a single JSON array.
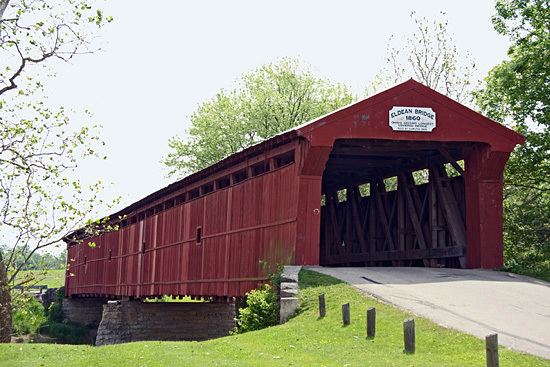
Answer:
[
  {"xmin": 235, "ymin": 284, "xmax": 278, "ymax": 333},
  {"xmin": 45, "ymin": 287, "xmax": 64, "ymax": 323},
  {"xmin": 39, "ymin": 286, "xmax": 93, "ymax": 344},
  {"xmin": 11, "ymin": 295, "xmax": 46, "ymax": 336},
  {"xmin": 42, "ymin": 321, "xmax": 91, "ymax": 344}
]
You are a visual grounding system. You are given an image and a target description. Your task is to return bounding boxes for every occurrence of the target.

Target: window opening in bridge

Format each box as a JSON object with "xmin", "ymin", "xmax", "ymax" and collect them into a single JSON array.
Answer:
[
  {"xmin": 201, "ymin": 183, "xmax": 214, "ymax": 195},
  {"xmin": 175, "ymin": 194, "xmax": 186, "ymax": 205},
  {"xmin": 188, "ymin": 188, "xmax": 200, "ymax": 200},
  {"xmin": 337, "ymin": 189, "xmax": 347, "ymax": 202},
  {"xmin": 164, "ymin": 199, "xmax": 175, "ymax": 210},
  {"xmin": 274, "ymin": 151, "xmax": 295, "ymax": 168},
  {"xmin": 142, "ymin": 241, "xmax": 146, "ymax": 254},
  {"xmin": 252, "ymin": 161, "xmax": 269, "ymax": 176},
  {"xmin": 108, "ymin": 250, "xmax": 112, "ymax": 261},
  {"xmin": 196, "ymin": 226, "xmax": 202, "ymax": 244},
  {"xmin": 383, "ymin": 176, "xmax": 398, "ymax": 191},
  {"xmin": 359, "ymin": 183, "xmax": 370, "ymax": 197},
  {"xmin": 412, "ymin": 169, "xmax": 429, "ymax": 184},
  {"xmin": 444, "ymin": 161, "xmax": 464, "ymax": 178},
  {"xmin": 216, "ymin": 176, "xmax": 231, "ymax": 189},
  {"xmin": 233, "ymin": 170, "xmax": 247, "ymax": 183}
]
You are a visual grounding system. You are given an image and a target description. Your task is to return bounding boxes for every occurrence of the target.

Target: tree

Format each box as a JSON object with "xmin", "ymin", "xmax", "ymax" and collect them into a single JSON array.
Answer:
[
  {"xmin": 368, "ymin": 12, "xmax": 476, "ymax": 104},
  {"xmin": 0, "ymin": 0, "xmax": 113, "ymax": 342},
  {"xmin": 164, "ymin": 58, "xmax": 354, "ymax": 176},
  {"xmin": 474, "ymin": 0, "xmax": 549, "ymax": 277}
]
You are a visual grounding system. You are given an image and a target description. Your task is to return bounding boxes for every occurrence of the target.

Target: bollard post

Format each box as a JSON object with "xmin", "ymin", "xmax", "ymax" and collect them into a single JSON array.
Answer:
[
  {"xmin": 366, "ymin": 307, "xmax": 376, "ymax": 338},
  {"xmin": 342, "ymin": 303, "xmax": 350, "ymax": 325},
  {"xmin": 403, "ymin": 319, "xmax": 415, "ymax": 353},
  {"xmin": 319, "ymin": 294, "xmax": 326, "ymax": 318},
  {"xmin": 486, "ymin": 333, "xmax": 499, "ymax": 367}
]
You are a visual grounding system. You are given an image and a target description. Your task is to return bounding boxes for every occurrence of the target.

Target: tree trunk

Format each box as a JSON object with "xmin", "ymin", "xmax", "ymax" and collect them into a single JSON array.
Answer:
[
  {"xmin": 0, "ymin": 0, "xmax": 11, "ymax": 22},
  {"xmin": 0, "ymin": 256, "xmax": 12, "ymax": 343}
]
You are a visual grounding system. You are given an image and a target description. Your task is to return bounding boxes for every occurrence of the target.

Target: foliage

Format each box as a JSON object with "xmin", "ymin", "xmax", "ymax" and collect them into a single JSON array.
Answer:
[
  {"xmin": 0, "ymin": 0, "xmax": 117, "ymax": 342},
  {"xmin": 144, "ymin": 295, "xmax": 203, "ymax": 303},
  {"xmin": 164, "ymin": 58, "xmax": 354, "ymax": 176},
  {"xmin": 0, "ymin": 270, "xmax": 547, "ymax": 366},
  {"xmin": 45, "ymin": 287, "xmax": 64, "ymax": 323},
  {"xmin": 267, "ymin": 264, "xmax": 284, "ymax": 288},
  {"xmin": 11, "ymin": 294, "xmax": 46, "ymax": 336},
  {"xmin": 234, "ymin": 284, "xmax": 278, "ymax": 333},
  {"xmin": 0, "ymin": 84, "xmax": 113, "ymax": 288},
  {"xmin": 369, "ymin": 12, "xmax": 476, "ymax": 104},
  {"xmin": 1, "ymin": 0, "xmax": 112, "ymax": 96},
  {"xmin": 39, "ymin": 286, "xmax": 91, "ymax": 344},
  {"xmin": 2, "ymin": 248, "xmax": 66, "ymax": 271},
  {"xmin": 43, "ymin": 321, "xmax": 92, "ymax": 344},
  {"xmin": 474, "ymin": 0, "xmax": 549, "ymax": 277},
  {"xmin": 232, "ymin": 264, "xmax": 282, "ymax": 334}
]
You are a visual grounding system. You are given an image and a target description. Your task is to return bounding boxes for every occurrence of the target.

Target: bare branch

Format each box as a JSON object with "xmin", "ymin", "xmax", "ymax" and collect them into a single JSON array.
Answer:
[{"xmin": 0, "ymin": 0, "xmax": 10, "ymax": 21}]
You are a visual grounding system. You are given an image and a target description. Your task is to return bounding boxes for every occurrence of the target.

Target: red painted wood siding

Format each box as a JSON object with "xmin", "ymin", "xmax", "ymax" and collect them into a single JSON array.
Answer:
[{"xmin": 66, "ymin": 163, "xmax": 299, "ymax": 298}]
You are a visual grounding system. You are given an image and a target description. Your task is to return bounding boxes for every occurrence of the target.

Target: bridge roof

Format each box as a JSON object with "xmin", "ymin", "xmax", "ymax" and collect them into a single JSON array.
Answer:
[{"xmin": 66, "ymin": 79, "xmax": 523, "ymax": 242}]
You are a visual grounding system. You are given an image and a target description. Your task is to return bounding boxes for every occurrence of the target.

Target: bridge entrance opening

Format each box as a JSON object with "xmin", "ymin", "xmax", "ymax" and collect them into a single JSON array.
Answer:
[{"xmin": 319, "ymin": 138, "xmax": 471, "ymax": 268}]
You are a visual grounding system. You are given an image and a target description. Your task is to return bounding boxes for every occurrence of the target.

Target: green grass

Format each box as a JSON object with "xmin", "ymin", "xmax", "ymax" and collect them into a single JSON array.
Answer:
[
  {"xmin": 15, "ymin": 269, "xmax": 65, "ymax": 289},
  {"xmin": 0, "ymin": 270, "xmax": 548, "ymax": 366},
  {"xmin": 508, "ymin": 261, "xmax": 550, "ymax": 283}
]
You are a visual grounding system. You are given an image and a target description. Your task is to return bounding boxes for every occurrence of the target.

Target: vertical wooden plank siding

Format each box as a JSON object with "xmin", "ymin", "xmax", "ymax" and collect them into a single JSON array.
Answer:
[
  {"xmin": 66, "ymin": 163, "xmax": 299, "ymax": 298},
  {"xmin": 65, "ymin": 80, "xmax": 522, "ymax": 298}
]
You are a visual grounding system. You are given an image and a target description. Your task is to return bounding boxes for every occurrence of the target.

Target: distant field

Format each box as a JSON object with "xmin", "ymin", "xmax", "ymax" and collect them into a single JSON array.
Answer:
[{"xmin": 16, "ymin": 269, "xmax": 65, "ymax": 289}]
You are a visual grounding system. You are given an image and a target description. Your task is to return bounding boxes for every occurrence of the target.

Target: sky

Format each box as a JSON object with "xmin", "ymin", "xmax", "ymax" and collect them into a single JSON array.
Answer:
[{"xmin": 45, "ymin": 0, "xmax": 511, "ymax": 217}]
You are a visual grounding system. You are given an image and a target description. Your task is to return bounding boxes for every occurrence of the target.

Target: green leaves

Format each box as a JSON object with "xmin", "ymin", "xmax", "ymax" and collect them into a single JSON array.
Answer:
[
  {"xmin": 475, "ymin": 0, "xmax": 550, "ymax": 275},
  {"xmin": 164, "ymin": 58, "xmax": 354, "ymax": 177},
  {"xmin": 234, "ymin": 284, "xmax": 278, "ymax": 333},
  {"xmin": 0, "ymin": 0, "xmax": 113, "ymax": 97},
  {"xmin": 0, "ymin": 0, "xmax": 117, "ymax": 293}
]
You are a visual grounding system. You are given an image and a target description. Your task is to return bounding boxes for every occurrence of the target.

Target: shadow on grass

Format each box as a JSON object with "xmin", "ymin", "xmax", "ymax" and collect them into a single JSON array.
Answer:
[
  {"xmin": 298, "ymin": 269, "xmax": 344, "ymax": 289},
  {"xmin": 291, "ymin": 270, "xmax": 345, "ymax": 319}
]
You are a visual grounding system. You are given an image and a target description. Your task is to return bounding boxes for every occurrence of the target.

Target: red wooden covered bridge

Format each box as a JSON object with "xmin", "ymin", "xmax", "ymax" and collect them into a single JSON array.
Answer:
[{"xmin": 65, "ymin": 79, "xmax": 524, "ymax": 300}]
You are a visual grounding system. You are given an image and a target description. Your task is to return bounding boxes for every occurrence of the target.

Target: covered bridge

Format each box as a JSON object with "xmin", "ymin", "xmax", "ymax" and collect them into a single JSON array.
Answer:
[{"xmin": 65, "ymin": 79, "xmax": 524, "ymax": 300}]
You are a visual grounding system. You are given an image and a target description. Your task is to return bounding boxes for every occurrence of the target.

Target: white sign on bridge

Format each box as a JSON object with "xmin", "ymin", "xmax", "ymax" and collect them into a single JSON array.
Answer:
[{"xmin": 389, "ymin": 106, "xmax": 436, "ymax": 132}]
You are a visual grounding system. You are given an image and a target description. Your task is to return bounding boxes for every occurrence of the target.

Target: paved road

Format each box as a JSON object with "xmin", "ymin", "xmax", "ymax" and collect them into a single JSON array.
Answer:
[{"xmin": 310, "ymin": 266, "xmax": 550, "ymax": 359}]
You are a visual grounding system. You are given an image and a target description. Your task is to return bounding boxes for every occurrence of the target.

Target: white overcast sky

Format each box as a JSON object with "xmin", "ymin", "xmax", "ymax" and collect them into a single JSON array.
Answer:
[{"xmin": 45, "ymin": 0, "xmax": 510, "ymax": 216}]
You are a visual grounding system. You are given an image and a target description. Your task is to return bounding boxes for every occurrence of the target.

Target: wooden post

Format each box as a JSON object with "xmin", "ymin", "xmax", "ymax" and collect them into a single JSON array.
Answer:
[
  {"xmin": 319, "ymin": 294, "xmax": 326, "ymax": 318},
  {"xmin": 403, "ymin": 319, "xmax": 415, "ymax": 353},
  {"xmin": 342, "ymin": 303, "xmax": 350, "ymax": 325},
  {"xmin": 366, "ymin": 307, "xmax": 376, "ymax": 338},
  {"xmin": 486, "ymin": 333, "xmax": 499, "ymax": 367}
]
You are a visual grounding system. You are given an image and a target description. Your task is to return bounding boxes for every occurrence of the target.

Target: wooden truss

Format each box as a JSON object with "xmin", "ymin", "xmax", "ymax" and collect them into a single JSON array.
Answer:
[{"xmin": 320, "ymin": 163, "xmax": 466, "ymax": 268}]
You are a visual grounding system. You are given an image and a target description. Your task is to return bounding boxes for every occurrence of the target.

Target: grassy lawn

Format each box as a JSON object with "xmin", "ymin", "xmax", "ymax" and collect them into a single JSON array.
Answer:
[
  {"xmin": 509, "ymin": 261, "xmax": 550, "ymax": 283},
  {"xmin": 15, "ymin": 269, "xmax": 65, "ymax": 289},
  {"xmin": 1, "ymin": 270, "xmax": 548, "ymax": 366}
]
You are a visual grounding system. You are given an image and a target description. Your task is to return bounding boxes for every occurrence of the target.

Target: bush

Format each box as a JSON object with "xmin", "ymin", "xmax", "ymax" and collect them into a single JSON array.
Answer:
[
  {"xmin": 38, "ymin": 286, "xmax": 93, "ymax": 344},
  {"xmin": 42, "ymin": 321, "xmax": 92, "ymax": 344},
  {"xmin": 11, "ymin": 295, "xmax": 46, "ymax": 336},
  {"xmin": 45, "ymin": 287, "xmax": 64, "ymax": 323},
  {"xmin": 234, "ymin": 284, "xmax": 278, "ymax": 333}
]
